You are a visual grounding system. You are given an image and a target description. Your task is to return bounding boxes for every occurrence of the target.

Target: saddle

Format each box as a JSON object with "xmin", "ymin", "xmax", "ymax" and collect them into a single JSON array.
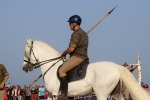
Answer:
[{"xmin": 58, "ymin": 58, "xmax": 89, "ymax": 82}]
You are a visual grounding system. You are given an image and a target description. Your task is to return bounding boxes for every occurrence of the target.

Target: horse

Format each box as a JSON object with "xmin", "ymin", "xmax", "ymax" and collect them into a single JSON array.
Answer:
[{"xmin": 23, "ymin": 39, "xmax": 150, "ymax": 100}]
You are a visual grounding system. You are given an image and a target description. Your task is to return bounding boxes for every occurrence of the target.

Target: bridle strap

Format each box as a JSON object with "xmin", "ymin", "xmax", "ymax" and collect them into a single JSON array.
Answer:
[
  {"xmin": 30, "ymin": 41, "xmax": 38, "ymax": 62},
  {"xmin": 24, "ymin": 41, "xmax": 38, "ymax": 66}
]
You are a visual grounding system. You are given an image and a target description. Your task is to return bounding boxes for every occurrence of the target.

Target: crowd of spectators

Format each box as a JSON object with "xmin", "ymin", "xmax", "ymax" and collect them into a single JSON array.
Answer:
[
  {"xmin": 3, "ymin": 82, "xmax": 149, "ymax": 100},
  {"xmin": 4, "ymin": 84, "xmax": 49, "ymax": 100}
]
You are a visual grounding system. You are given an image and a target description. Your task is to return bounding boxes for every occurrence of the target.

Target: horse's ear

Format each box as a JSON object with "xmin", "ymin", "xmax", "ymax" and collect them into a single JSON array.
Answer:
[{"xmin": 26, "ymin": 39, "xmax": 31, "ymax": 45}]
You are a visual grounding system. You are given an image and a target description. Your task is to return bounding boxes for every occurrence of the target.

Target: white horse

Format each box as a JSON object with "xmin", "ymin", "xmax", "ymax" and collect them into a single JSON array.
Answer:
[{"xmin": 23, "ymin": 39, "xmax": 150, "ymax": 100}]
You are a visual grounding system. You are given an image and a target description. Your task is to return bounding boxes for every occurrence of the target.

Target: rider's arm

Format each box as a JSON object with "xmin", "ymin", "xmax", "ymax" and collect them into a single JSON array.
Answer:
[
  {"xmin": 61, "ymin": 47, "xmax": 75, "ymax": 57},
  {"xmin": 128, "ymin": 65, "xmax": 137, "ymax": 72},
  {"xmin": 132, "ymin": 65, "xmax": 138, "ymax": 70},
  {"xmin": 61, "ymin": 32, "xmax": 80, "ymax": 57}
]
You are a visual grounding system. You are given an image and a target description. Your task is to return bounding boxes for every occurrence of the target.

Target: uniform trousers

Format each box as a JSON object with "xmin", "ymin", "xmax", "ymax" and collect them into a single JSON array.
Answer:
[
  {"xmin": 0, "ymin": 89, "xmax": 4, "ymax": 100},
  {"xmin": 59, "ymin": 56, "xmax": 83, "ymax": 77}
]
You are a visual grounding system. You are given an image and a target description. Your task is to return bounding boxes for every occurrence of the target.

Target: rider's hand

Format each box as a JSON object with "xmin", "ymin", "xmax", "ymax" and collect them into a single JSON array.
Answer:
[{"xmin": 61, "ymin": 51, "xmax": 66, "ymax": 57}]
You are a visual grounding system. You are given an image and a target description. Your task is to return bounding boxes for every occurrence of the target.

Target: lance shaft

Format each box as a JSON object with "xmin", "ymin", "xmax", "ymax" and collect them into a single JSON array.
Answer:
[
  {"xmin": 29, "ymin": 74, "xmax": 42, "ymax": 87},
  {"xmin": 87, "ymin": 5, "xmax": 118, "ymax": 34}
]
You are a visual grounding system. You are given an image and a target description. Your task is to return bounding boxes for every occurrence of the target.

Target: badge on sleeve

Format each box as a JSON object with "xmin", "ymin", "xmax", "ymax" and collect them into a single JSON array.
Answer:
[{"xmin": 72, "ymin": 34, "xmax": 76, "ymax": 37}]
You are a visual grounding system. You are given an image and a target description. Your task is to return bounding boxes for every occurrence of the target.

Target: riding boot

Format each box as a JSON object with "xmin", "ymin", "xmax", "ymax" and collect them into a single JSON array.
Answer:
[{"xmin": 57, "ymin": 76, "xmax": 68, "ymax": 100}]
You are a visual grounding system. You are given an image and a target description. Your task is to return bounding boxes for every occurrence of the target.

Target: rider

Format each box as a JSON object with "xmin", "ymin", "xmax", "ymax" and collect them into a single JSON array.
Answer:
[{"xmin": 58, "ymin": 15, "xmax": 89, "ymax": 100}]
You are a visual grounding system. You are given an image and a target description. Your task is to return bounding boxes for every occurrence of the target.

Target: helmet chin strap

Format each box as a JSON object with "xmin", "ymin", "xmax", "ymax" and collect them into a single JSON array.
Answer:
[{"xmin": 72, "ymin": 24, "xmax": 78, "ymax": 31}]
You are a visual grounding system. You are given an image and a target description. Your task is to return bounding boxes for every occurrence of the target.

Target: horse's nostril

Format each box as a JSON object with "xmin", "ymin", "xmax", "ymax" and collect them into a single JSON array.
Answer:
[{"xmin": 23, "ymin": 67, "xmax": 25, "ymax": 71}]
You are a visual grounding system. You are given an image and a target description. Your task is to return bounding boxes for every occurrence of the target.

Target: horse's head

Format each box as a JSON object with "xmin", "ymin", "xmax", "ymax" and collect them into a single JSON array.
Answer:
[
  {"xmin": 23, "ymin": 39, "xmax": 38, "ymax": 73},
  {"xmin": 23, "ymin": 39, "xmax": 62, "ymax": 73}
]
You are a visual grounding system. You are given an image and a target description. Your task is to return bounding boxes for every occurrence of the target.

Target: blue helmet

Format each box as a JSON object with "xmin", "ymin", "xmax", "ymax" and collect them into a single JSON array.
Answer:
[{"xmin": 67, "ymin": 15, "xmax": 82, "ymax": 25}]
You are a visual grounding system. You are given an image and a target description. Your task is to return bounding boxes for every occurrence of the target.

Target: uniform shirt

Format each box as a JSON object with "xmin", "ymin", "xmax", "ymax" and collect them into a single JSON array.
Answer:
[
  {"xmin": 69, "ymin": 28, "xmax": 88, "ymax": 59},
  {"xmin": 0, "ymin": 64, "xmax": 9, "ymax": 84}
]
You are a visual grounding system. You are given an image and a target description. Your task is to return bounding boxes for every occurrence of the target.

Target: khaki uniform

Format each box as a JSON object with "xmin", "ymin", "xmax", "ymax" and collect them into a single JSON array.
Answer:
[
  {"xmin": 69, "ymin": 28, "xmax": 88, "ymax": 59},
  {"xmin": 0, "ymin": 64, "xmax": 9, "ymax": 99},
  {"xmin": 59, "ymin": 28, "xmax": 88, "ymax": 77}
]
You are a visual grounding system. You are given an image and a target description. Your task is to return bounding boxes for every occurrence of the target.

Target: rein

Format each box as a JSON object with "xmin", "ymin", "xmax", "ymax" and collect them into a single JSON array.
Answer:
[
  {"xmin": 24, "ymin": 56, "xmax": 62, "ymax": 69},
  {"xmin": 29, "ymin": 58, "xmax": 63, "ymax": 86}
]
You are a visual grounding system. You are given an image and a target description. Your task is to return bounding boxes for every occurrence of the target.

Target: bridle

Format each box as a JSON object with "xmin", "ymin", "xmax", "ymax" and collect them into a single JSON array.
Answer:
[
  {"xmin": 24, "ymin": 41, "xmax": 38, "ymax": 68},
  {"xmin": 24, "ymin": 41, "xmax": 64, "ymax": 69},
  {"xmin": 23, "ymin": 41, "xmax": 65, "ymax": 92}
]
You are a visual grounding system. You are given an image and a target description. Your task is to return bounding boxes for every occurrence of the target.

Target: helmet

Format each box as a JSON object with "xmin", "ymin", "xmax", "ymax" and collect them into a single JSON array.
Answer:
[{"xmin": 67, "ymin": 15, "xmax": 82, "ymax": 25}]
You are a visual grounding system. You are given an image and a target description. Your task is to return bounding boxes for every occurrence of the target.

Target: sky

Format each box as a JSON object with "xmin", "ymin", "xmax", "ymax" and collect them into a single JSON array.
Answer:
[{"xmin": 0, "ymin": 1, "xmax": 150, "ymax": 88}]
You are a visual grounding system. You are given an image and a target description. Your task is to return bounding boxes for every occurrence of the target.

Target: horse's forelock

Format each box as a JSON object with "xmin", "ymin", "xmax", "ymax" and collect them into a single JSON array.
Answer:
[{"xmin": 26, "ymin": 39, "xmax": 32, "ymax": 45}]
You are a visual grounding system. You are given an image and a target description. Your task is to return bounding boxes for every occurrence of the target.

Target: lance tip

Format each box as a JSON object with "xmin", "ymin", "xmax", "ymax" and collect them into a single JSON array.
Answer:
[
  {"xmin": 107, "ymin": 5, "xmax": 118, "ymax": 15},
  {"xmin": 113, "ymin": 5, "xmax": 119, "ymax": 10}
]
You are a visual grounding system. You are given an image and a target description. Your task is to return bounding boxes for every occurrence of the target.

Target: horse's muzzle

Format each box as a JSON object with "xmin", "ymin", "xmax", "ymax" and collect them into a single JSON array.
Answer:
[{"xmin": 23, "ymin": 63, "xmax": 33, "ymax": 73}]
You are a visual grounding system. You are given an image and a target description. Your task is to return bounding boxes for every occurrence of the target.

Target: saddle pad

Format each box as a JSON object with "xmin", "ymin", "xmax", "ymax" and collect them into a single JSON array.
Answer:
[{"xmin": 68, "ymin": 63, "xmax": 89, "ymax": 82}]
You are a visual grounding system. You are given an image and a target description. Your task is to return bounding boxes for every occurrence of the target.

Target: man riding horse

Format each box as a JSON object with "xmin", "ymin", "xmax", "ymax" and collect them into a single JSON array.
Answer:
[{"xmin": 58, "ymin": 15, "xmax": 89, "ymax": 100}]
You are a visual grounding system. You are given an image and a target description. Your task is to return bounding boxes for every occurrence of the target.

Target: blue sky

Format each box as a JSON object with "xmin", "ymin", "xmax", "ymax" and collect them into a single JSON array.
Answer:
[{"xmin": 0, "ymin": 1, "xmax": 150, "ymax": 88}]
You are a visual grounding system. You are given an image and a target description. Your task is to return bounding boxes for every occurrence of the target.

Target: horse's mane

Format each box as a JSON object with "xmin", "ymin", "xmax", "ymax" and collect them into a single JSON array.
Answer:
[{"xmin": 34, "ymin": 39, "xmax": 60, "ymax": 54}]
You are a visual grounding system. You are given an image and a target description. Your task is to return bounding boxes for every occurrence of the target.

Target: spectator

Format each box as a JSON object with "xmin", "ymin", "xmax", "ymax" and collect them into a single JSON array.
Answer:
[
  {"xmin": 7, "ymin": 82, "xmax": 11, "ymax": 87},
  {"xmin": 39, "ymin": 86, "xmax": 46, "ymax": 100},
  {"xmin": 12, "ymin": 86, "xmax": 18, "ymax": 100},
  {"xmin": 4, "ymin": 87, "xmax": 8, "ymax": 100},
  {"xmin": 44, "ymin": 90, "xmax": 49, "ymax": 99},
  {"xmin": 144, "ymin": 84, "xmax": 149, "ymax": 92},
  {"xmin": 31, "ymin": 86, "xmax": 36, "ymax": 100},
  {"xmin": 8, "ymin": 86, "xmax": 12, "ymax": 100},
  {"xmin": 26, "ymin": 86, "xmax": 31, "ymax": 100},
  {"xmin": 122, "ymin": 61, "xmax": 138, "ymax": 100},
  {"xmin": 122, "ymin": 62, "xmax": 138, "ymax": 73},
  {"xmin": 17, "ymin": 85, "xmax": 22, "ymax": 100},
  {"xmin": 35, "ymin": 85, "xmax": 39, "ymax": 100},
  {"xmin": 38, "ymin": 86, "xmax": 41, "ymax": 99},
  {"xmin": 141, "ymin": 82, "xmax": 145, "ymax": 89},
  {"xmin": 22, "ymin": 85, "xmax": 26, "ymax": 100},
  {"xmin": 92, "ymin": 92, "xmax": 97, "ymax": 100},
  {"xmin": 29, "ymin": 86, "xmax": 31, "ymax": 99},
  {"xmin": 0, "ymin": 64, "xmax": 9, "ymax": 100}
]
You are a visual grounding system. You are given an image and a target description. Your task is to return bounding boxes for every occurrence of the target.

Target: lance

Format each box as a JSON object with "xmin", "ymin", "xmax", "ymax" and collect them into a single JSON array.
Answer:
[
  {"xmin": 87, "ymin": 5, "xmax": 118, "ymax": 34},
  {"xmin": 29, "ymin": 74, "xmax": 42, "ymax": 87},
  {"xmin": 28, "ymin": 5, "xmax": 118, "ymax": 87}
]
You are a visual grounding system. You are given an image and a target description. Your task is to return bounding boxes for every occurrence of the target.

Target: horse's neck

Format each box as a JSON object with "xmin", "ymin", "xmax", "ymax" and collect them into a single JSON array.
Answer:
[{"xmin": 35, "ymin": 40, "xmax": 62, "ymax": 75}]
